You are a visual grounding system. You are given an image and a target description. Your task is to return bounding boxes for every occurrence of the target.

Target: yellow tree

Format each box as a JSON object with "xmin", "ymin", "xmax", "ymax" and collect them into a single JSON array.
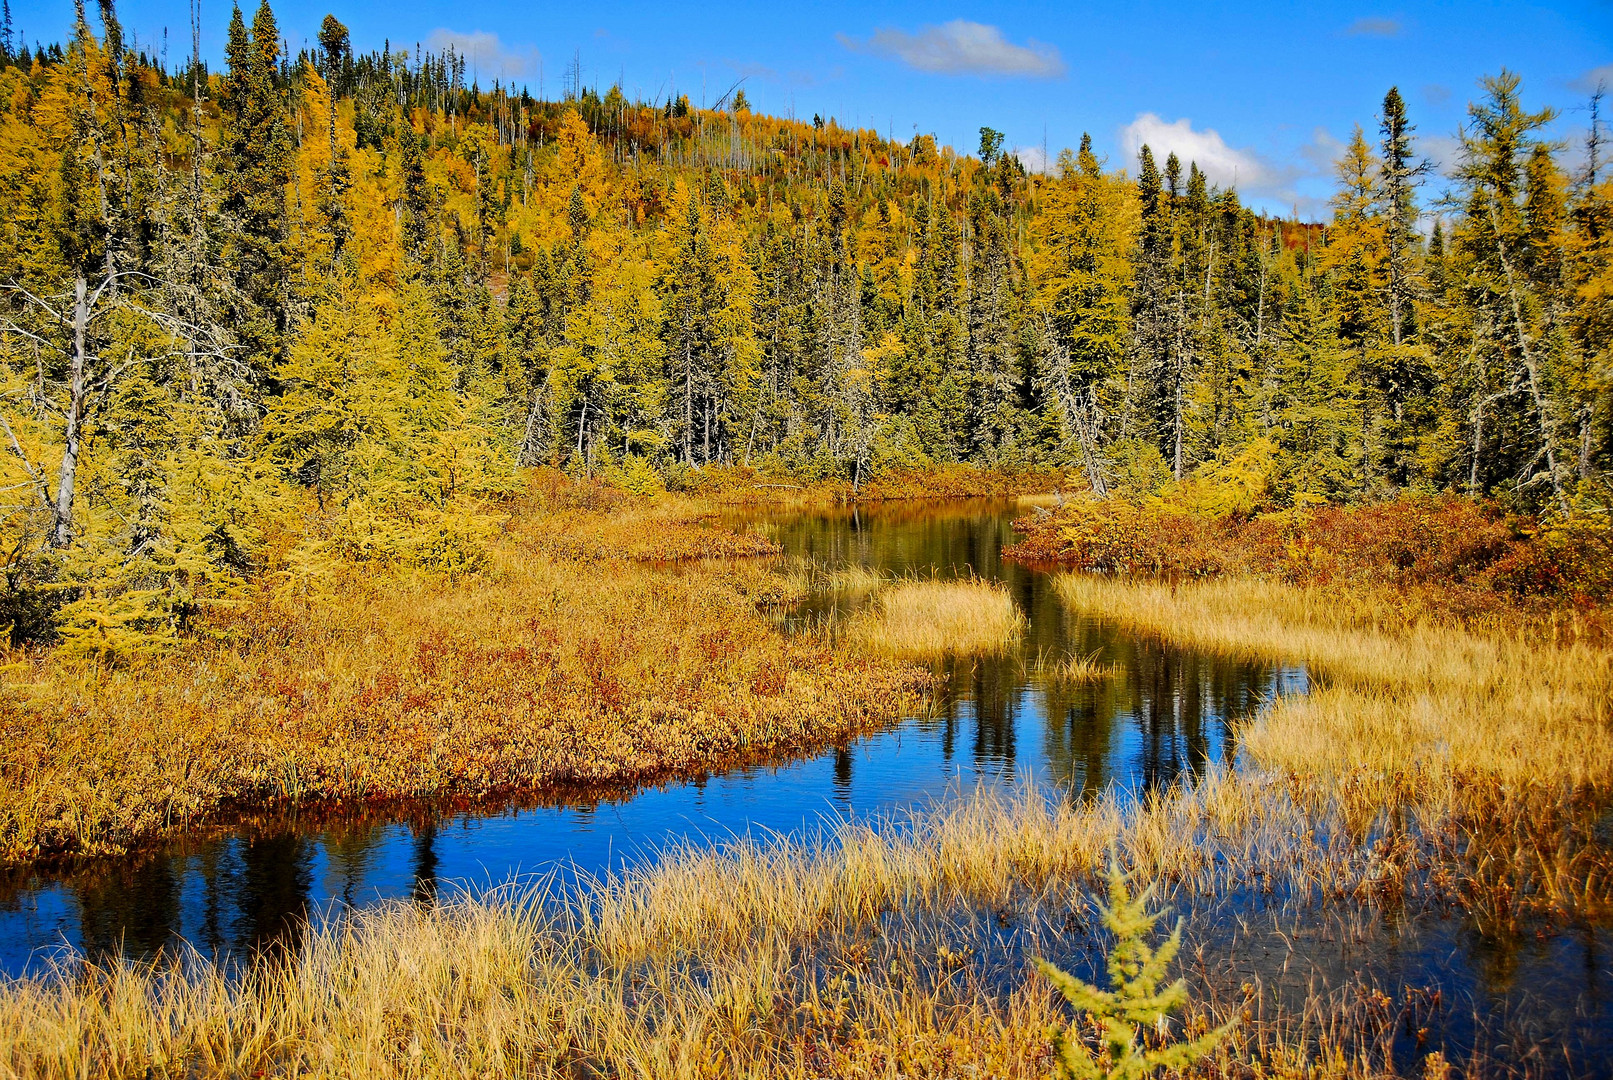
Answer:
[
  {"xmin": 1032, "ymin": 135, "xmax": 1136, "ymax": 492},
  {"xmin": 1320, "ymin": 126, "xmax": 1392, "ymax": 488}
]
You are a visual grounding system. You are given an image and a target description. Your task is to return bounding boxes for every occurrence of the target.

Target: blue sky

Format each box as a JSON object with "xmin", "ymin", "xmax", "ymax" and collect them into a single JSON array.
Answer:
[{"xmin": 9, "ymin": 0, "xmax": 1612, "ymax": 217}]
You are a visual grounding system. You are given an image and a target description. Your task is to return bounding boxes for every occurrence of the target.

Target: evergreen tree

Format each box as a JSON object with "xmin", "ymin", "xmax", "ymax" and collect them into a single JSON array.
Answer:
[
  {"xmin": 1379, "ymin": 87, "xmax": 1426, "ymax": 347},
  {"xmin": 1035, "ymin": 135, "xmax": 1131, "ymax": 492},
  {"xmin": 219, "ymin": 1, "xmax": 292, "ymax": 382},
  {"xmin": 1452, "ymin": 70, "xmax": 1571, "ymax": 510},
  {"xmin": 1035, "ymin": 861, "xmax": 1228, "ymax": 1080}
]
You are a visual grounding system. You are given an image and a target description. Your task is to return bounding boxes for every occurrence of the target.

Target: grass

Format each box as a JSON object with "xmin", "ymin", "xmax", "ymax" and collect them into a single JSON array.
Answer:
[
  {"xmin": 1053, "ymin": 573, "xmax": 1613, "ymax": 925},
  {"xmin": 1032, "ymin": 647, "xmax": 1116, "ymax": 685},
  {"xmin": 0, "ymin": 494, "xmax": 927, "ymax": 862},
  {"xmin": 846, "ymin": 578, "xmax": 1027, "ymax": 658},
  {"xmin": 534, "ymin": 500, "xmax": 783, "ymax": 561},
  {"xmin": 3, "ymin": 770, "xmax": 1604, "ymax": 1078},
  {"xmin": 1051, "ymin": 575, "xmax": 1613, "ymax": 792},
  {"xmin": 3, "ymin": 496, "xmax": 1612, "ymax": 1077}
]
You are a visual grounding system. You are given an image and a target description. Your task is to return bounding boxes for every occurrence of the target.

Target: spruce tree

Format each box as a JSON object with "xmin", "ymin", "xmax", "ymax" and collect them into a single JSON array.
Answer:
[
  {"xmin": 1379, "ymin": 87, "xmax": 1426, "ymax": 347},
  {"xmin": 1453, "ymin": 70, "xmax": 1570, "ymax": 510},
  {"xmin": 1036, "ymin": 135, "xmax": 1129, "ymax": 492},
  {"xmin": 219, "ymin": 1, "xmax": 291, "ymax": 382}
]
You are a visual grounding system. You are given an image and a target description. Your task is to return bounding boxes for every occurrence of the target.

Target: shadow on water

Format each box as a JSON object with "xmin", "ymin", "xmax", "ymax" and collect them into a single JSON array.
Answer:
[{"xmin": 2, "ymin": 499, "xmax": 1607, "ymax": 1075}]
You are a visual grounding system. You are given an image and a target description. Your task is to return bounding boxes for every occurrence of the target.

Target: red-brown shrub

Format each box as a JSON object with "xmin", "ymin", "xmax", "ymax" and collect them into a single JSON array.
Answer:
[{"xmin": 1007, "ymin": 495, "xmax": 1613, "ymax": 608}]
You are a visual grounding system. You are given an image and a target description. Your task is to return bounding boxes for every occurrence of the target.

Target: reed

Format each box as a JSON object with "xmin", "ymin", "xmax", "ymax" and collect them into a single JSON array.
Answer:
[
  {"xmin": 846, "ymin": 578, "xmax": 1027, "ymax": 658},
  {"xmin": 4, "ymin": 523, "xmax": 1609, "ymax": 1077},
  {"xmin": 3, "ymin": 774, "xmax": 1602, "ymax": 1079},
  {"xmin": 1033, "ymin": 647, "xmax": 1116, "ymax": 685},
  {"xmin": 1051, "ymin": 575, "xmax": 1613, "ymax": 792}
]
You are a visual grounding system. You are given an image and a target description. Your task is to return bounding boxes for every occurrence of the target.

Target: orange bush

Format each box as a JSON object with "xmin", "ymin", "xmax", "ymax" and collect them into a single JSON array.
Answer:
[{"xmin": 1007, "ymin": 495, "xmax": 1613, "ymax": 610}]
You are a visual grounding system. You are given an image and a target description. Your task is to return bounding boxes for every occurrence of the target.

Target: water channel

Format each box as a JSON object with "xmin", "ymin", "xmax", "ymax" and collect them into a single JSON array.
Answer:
[{"xmin": 1, "ymin": 499, "xmax": 1608, "ymax": 1075}]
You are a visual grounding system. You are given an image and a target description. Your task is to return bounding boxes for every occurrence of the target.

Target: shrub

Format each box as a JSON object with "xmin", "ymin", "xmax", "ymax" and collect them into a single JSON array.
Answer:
[
  {"xmin": 1103, "ymin": 439, "xmax": 1172, "ymax": 499},
  {"xmin": 606, "ymin": 454, "xmax": 667, "ymax": 497},
  {"xmin": 1008, "ymin": 494, "xmax": 1613, "ymax": 609}
]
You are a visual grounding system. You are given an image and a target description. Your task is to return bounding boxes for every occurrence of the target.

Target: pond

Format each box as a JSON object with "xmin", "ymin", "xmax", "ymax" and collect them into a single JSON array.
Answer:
[
  {"xmin": 2, "ymin": 499, "xmax": 1609, "ymax": 1076},
  {"xmin": 0, "ymin": 499, "xmax": 1299, "ymax": 976}
]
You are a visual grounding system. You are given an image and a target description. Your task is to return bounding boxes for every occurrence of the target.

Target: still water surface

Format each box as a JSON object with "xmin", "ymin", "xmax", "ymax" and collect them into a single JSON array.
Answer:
[{"xmin": 0, "ymin": 500, "xmax": 1301, "ymax": 976}]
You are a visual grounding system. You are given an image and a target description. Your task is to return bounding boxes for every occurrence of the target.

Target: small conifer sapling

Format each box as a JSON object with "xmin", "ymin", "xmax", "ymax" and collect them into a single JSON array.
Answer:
[{"xmin": 1035, "ymin": 861, "xmax": 1232, "ymax": 1080}]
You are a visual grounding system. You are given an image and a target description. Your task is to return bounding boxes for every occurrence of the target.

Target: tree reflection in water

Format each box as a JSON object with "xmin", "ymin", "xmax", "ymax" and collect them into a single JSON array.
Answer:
[{"xmin": 6, "ymin": 500, "xmax": 1293, "ymax": 974}]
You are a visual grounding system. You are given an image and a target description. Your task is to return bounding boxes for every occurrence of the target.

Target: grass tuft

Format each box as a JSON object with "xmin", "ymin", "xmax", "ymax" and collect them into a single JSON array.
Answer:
[
  {"xmin": 847, "ymin": 578, "xmax": 1027, "ymax": 658},
  {"xmin": 1033, "ymin": 648, "xmax": 1116, "ymax": 685},
  {"xmin": 0, "ymin": 496, "xmax": 927, "ymax": 862}
]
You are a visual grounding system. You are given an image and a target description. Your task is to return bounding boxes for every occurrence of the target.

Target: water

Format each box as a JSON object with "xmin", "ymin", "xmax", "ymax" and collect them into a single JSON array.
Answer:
[
  {"xmin": 0, "ymin": 499, "xmax": 1299, "ymax": 976},
  {"xmin": 2, "ymin": 500, "xmax": 1609, "ymax": 1076}
]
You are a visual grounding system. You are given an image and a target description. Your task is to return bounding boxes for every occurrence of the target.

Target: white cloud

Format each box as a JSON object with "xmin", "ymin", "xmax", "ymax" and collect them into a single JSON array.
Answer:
[
  {"xmin": 1117, "ymin": 113, "xmax": 1351, "ymax": 220},
  {"xmin": 1343, "ymin": 17, "xmax": 1403, "ymax": 38},
  {"xmin": 425, "ymin": 29, "xmax": 540, "ymax": 80},
  {"xmin": 838, "ymin": 20, "xmax": 1064, "ymax": 78},
  {"xmin": 1118, "ymin": 113, "xmax": 1273, "ymax": 191},
  {"xmin": 1421, "ymin": 133, "xmax": 1462, "ymax": 174},
  {"xmin": 1297, "ymin": 125, "xmax": 1346, "ymax": 173},
  {"xmin": 1013, "ymin": 145, "xmax": 1053, "ymax": 174}
]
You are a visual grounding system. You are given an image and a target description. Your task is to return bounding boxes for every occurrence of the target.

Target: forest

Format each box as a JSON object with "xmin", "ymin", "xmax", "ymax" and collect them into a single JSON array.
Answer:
[
  {"xmin": 4, "ymin": 3, "xmax": 1613, "ymax": 1077},
  {"xmin": 0, "ymin": 0, "xmax": 1606, "ymax": 656}
]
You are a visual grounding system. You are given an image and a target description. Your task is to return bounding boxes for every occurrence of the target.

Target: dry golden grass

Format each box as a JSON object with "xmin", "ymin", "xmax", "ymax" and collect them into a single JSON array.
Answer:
[
  {"xmin": 1033, "ymin": 647, "xmax": 1116, "ymax": 685},
  {"xmin": 2, "ymin": 775, "xmax": 1601, "ymax": 1079},
  {"xmin": 823, "ymin": 563, "xmax": 888, "ymax": 599},
  {"xmin": 846, "ymin": 578, "xmax": 1027, "ymax": 658},
  {"xmin": 1051, "ymin": 575, "xmax": 1613, "ymax": 794},
  {"xmin": 4, "ymin": 531, "xmax": 1610, "ymax": 1078},
  {"xmin": 532, "ymin": 494, "xmax": 783, "ymax": 561},
  {"xmin": 0, "ymin": 501, "xmax": 926, "ymax": 862}
]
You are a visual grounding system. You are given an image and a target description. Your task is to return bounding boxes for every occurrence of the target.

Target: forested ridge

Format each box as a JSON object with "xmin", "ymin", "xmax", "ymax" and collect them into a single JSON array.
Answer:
[{"xmin": 0, "ymin": 0, "xmax": 1608, "ymax": 654}]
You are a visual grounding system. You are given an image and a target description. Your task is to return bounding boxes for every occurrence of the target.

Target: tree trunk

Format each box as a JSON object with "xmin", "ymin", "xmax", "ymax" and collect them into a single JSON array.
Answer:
[
  {"xmin": 1580, "ymin": 406, "xmax": 1594, "ymax": 481},
  {"xmin": 1172, "ymin": 288, "xmax": 1189, "ymax": 481},
  {"xmin": 53, "ymin": 275, "xmax": 88, "ymax": 549},
  {"xmin": 683, "ymin": 338, "xmax": 694, "ymax": 465},
  {"xmin": 519, "ymin": 382, "xmax": 547, "ymax": 466},
  {"xmin": 1043, "ymin": 323, "xmax": 1107, "ymax": 496},
  {"xmin": 1490, "ymin": 206, "xmax": 1568, "ymax": 512}
]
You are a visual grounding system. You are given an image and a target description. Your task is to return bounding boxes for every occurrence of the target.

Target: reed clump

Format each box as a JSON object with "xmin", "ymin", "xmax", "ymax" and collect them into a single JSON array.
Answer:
[
  {"xmin": 1034, "ymin": 648, "xmax": 1117, "ymax": 685},
  {"xmin": 847, "ymin": 578, "xmax": 1027, "ymax": 658},
  {"xmin": 0, "ymin": 500, "xmax": 926, "ymax": 862},
  {"xmin": 528, "ymin": 491, "xmax": 783, "ymax": 561},
  {"xmin": 4, "ymin": 515, "xmax": 1610, "ymax": 1076},
  {"xmin": 2, "ymin": 777, "xmax": 1599, "ymax": 1079},
  {"xmin": 1054, "ymin": 573, "xmax": 1613, "ymax": 925},
  {"xmin": 1051, "ymin": 575, "xmax": 1613, "ymax": 792}
]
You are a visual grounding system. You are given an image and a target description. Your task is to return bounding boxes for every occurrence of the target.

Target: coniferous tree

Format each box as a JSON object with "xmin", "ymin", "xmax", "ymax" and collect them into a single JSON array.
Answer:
[
  {"xmin": 1379, "ymin": 87, "xmax": 1426, "ymax": 348},
  {"xmin": 1036, "ymin": 135, "xmax": 1131, "ymax": 492},
  {"xmin": 1452, "ymin": 71, "xmax": 1571, "ymax": 510},
  {"xmin": 219, "ymin": 1, "xmax": 292, "ymax": 382}
]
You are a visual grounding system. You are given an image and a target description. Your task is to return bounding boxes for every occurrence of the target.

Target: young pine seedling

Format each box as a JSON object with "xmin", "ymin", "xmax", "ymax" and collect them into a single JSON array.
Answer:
[{"xmin": 1035, "ymin": 860, "xmax": 1232, "ymax": 1080}]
